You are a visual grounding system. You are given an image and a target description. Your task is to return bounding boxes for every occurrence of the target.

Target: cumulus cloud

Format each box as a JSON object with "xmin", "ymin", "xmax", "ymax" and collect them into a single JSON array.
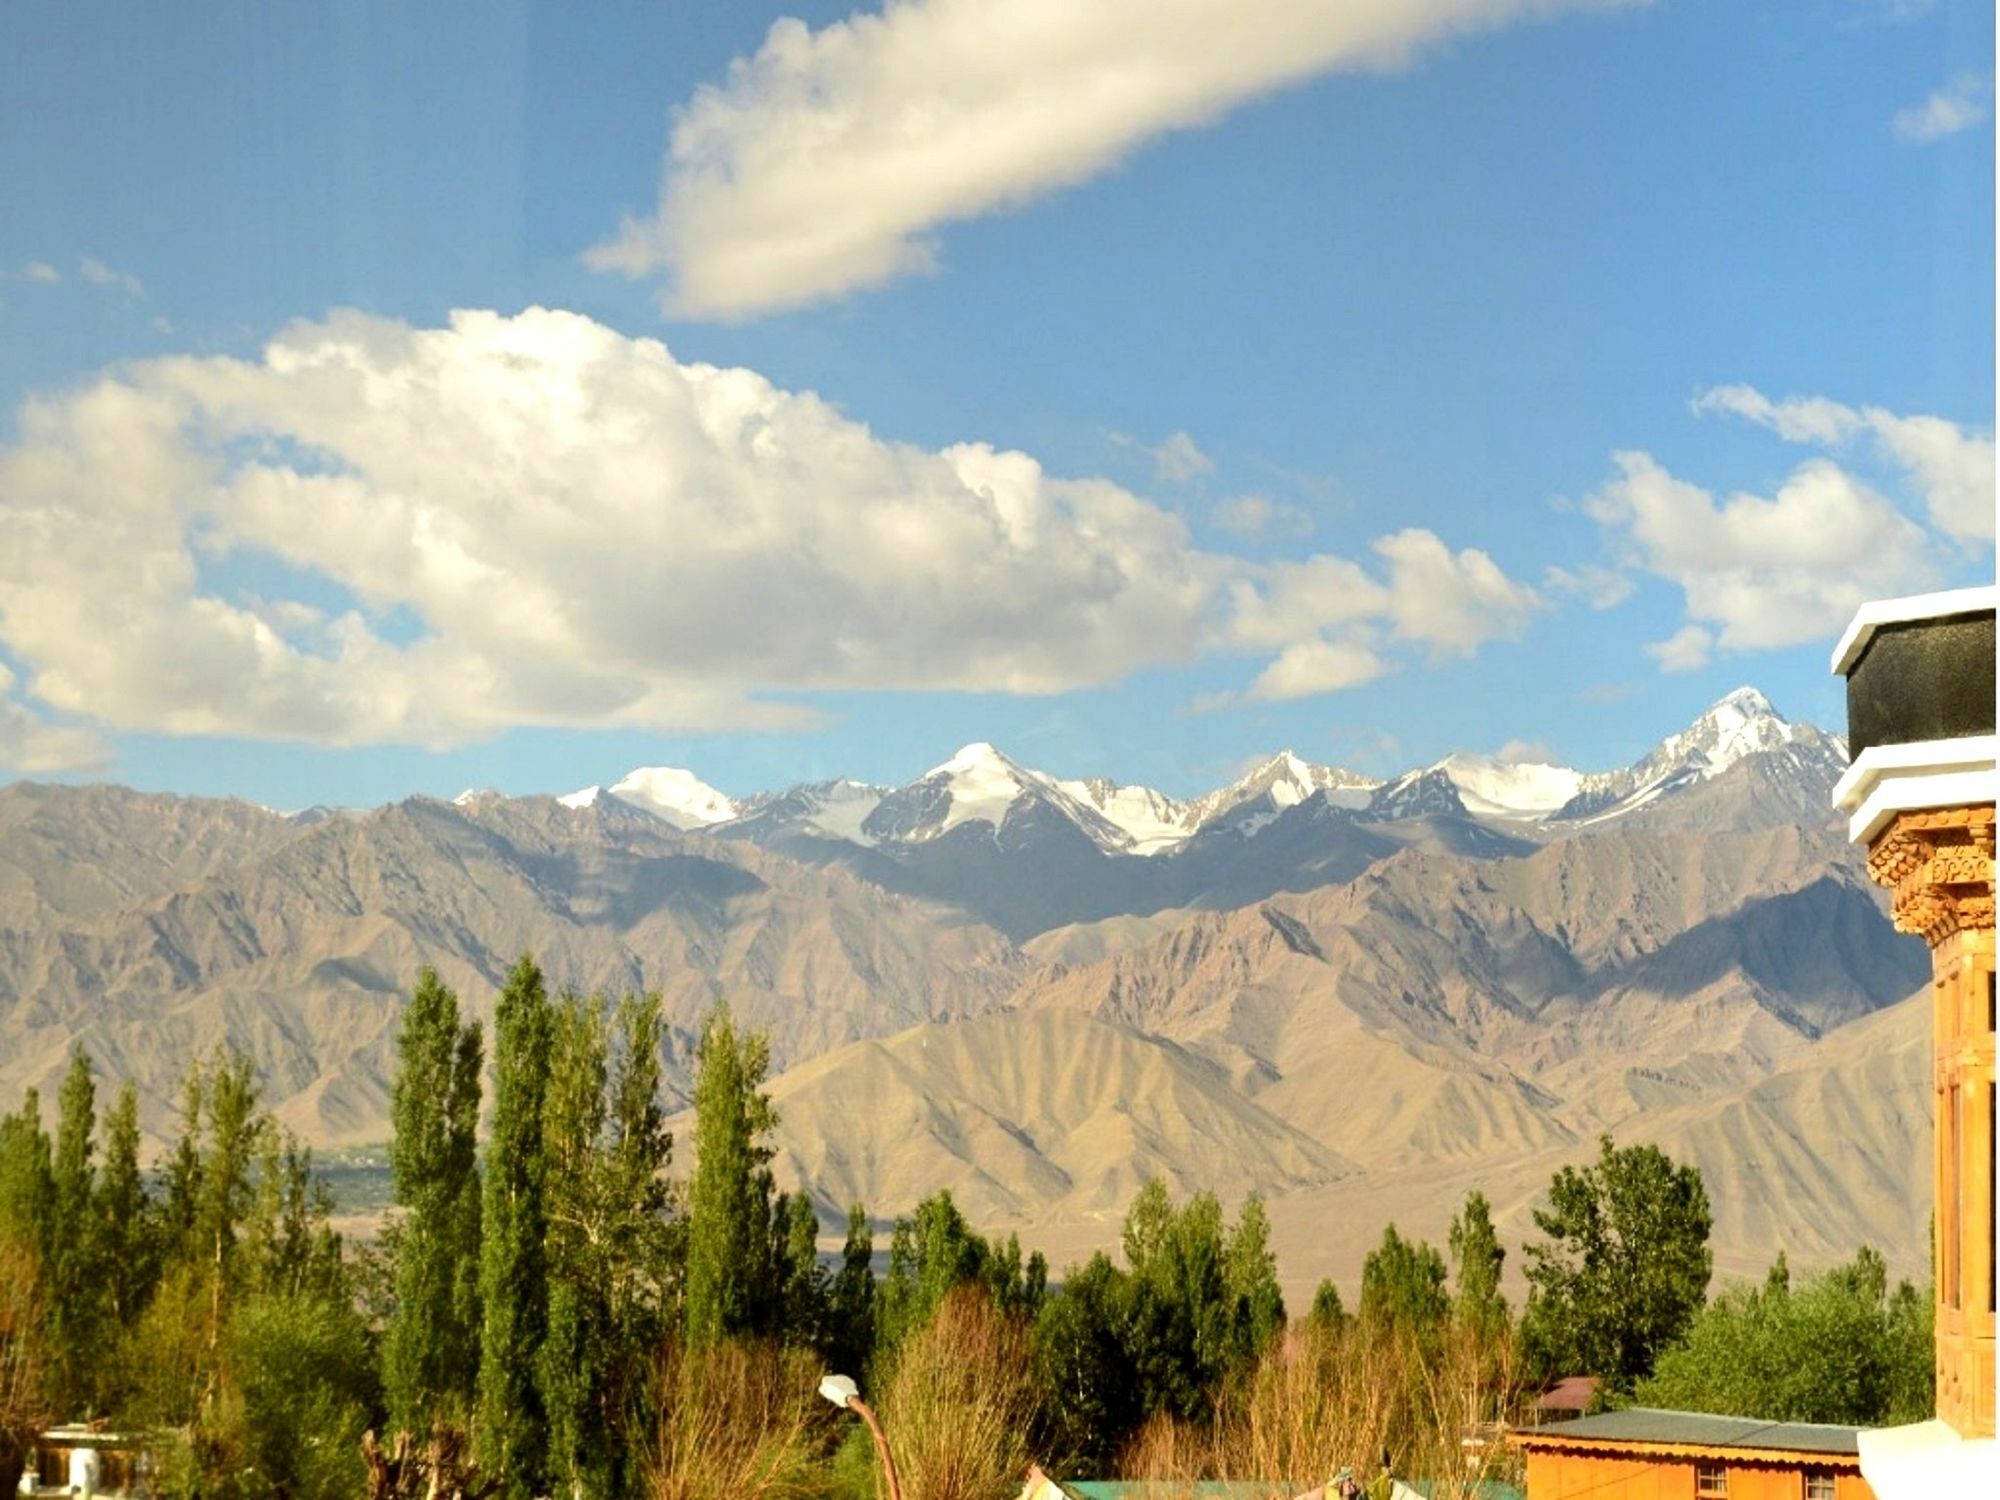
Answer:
[
  {"xmin": 1211, "ymin": 492, "xmax": 1312, "ymax": 541},
  {"xmin": 1372, "ymin": 528, "xmax": 1545, "ymax": 655},
  {"xmin": 589, "ymin": 0, "xmax": 1635, "ymax": 318},
  {"xmin": 1893, "ymin": 74, "xmax": 1987, "ymax": 143},
  {"xmin": 1694, "ymin": 382, "xmax": 1995, "ymax": 543},
  {"xmin": 1645, "ymin": 624, "xmax": 1715, "ymax": 673},
  {"xmin": 1247, "ymin": 637, "xmax": 1389, "ymax": 701},
  {"xmin": 1586, "ymin": 450, "xmax": 1941, "ymax": 665},
  {"xmin": 18, "ymin": 262, "xmax": 61, "ymax": 284},
  {"xmin": 0, "ymin": 308, "xmax": 1541, "ymax": 747},
  {"xmin": 0, "ymin": 665, "xmax": 109, "ymax": 773}
]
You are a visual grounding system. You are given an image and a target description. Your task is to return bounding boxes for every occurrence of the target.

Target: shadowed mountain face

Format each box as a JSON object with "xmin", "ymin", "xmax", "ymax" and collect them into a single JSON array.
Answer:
[
  {"xmin": 0, "ymin": 693, "xmax": 1936, "ymax": 1293},
  {"xmin": 0, "ymin": 785, "xmax": 1025, "ymax": 1143}
]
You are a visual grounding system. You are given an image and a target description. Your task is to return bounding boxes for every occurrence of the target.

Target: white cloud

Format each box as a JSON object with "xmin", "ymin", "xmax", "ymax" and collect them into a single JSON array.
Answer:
[
  {"xmin": 0, "ymin": 665, "xmax": 110, "ymax": 773},
  {"xmin": 0, "ymin": 308, "xmax": 1542, "ymax": 746},
  {"xmin": 1893, "ymin": 74, "xmax": 1987, "ymax": 143},
  {"xmin": 1587, "ymin": 450, "xmax": 1940, "ymax": 663},
  {"xmin": 1542, "ymin": 561, "xmax": 1634, "ymax": 609},
  {"xmin": 1247, "ymin": 637, "xmax": 1388, "ymax": 701},
  {"xmin": 1151, "ymin": 430, "xmax": 1214, "ymax": 485},
  {"xmin": 78, "ymin": 258, "xmax": 144, "ymax": 296},
  {"xmin": 1212, "ymin": 492, "xmax": 1312, "ymax": 541},
  {"xmin": 1694, "ymin": 382, "xmax": 1995, "ymax": 543},
  {"xmin": 1108, "ymin": 428, "xmax": 1217, "ymax": 484},
  {"xmin": 1494, "ymin": 737, "xmax": 1555, "ymax": 764},
  {"xmin": 1372, "ymin": 528, "xmax": 1545, "ymax": 655},
  {"xmin": 1645, "ymin": 624, "xmax": 1714, "ymax": 673},
  {"xmin": 589, "ymin": 0, "xmax": 1637, "ymax": 318},
  {"xmin": 20, "ymin": 262, "xmax": 61, "ymax": 284}
]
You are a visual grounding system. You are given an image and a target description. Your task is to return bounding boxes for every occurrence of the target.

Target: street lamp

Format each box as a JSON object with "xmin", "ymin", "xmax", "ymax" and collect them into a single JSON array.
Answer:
[{"xmin": 818, "ymin": 1374, "xmax": 905, "ymax": 1500}]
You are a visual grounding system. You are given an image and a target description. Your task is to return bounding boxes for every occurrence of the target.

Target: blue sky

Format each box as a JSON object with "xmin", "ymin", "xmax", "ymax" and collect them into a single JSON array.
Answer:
[{"xmin": 0, "ymin": 0, "xmax": 1991, "ymax": 806}]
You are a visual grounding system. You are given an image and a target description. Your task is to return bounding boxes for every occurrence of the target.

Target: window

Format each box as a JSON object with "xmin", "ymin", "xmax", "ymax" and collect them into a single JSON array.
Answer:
[
  {"xmin": 1805, "ymin": 1472, "xmax": 1836, "ymax": 1500},
  {"xmin": 1695, "ymin": 1463, "xmax": 1728, "ymax": 1496}
]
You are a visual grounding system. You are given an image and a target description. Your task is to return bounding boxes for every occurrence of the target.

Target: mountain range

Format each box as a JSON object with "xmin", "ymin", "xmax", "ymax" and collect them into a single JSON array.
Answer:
[{"xmin": 0, "ymin": 688, "xmax": 1932, "ymax": 1298}]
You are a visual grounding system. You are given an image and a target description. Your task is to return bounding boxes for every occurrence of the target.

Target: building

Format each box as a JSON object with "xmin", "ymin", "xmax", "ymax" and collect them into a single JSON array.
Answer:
[
  {"xmin": 1513, "ymin": 1409, "xmax": 1875, "ymax": 1499},
  {"xmin": 1830, "ymin": 586, "xmax": 1996, "ymax": 1496},
  {"xmin": 1531, "ymin": 1377, "xmax": 1603, "ymax": 1424}
]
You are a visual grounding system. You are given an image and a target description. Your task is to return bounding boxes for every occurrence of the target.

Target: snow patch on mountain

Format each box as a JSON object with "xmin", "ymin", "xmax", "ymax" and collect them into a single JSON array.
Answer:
[
  {"xmin": 1059, "ymin": 777, "xmax": 1197, "ymax": 855},
  {"xmin": 1434, "ymin": 753, "xmax": 1584, "ymax": 819},
  {"xmin": 790, "ymin": 780, "xmax": 887, "ymax": 845},
  {"xmin": 591, "ymin": 767, "xmax": 739, "ymax": 829}
]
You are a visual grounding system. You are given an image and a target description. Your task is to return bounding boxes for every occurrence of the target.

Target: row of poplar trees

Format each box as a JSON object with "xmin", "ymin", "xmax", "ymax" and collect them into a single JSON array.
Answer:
[{"xmin": 384, "ymin": 955, "xmax": 888, "ymax": 1500}]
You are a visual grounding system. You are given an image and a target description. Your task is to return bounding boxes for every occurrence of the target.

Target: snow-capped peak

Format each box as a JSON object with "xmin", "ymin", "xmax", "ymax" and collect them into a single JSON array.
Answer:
[
  {"xmin": 557, "ymin": 784, "xmax": 604, "ymax": 810},
  {"xmin": 918, "ymin": 743, "xmax": 1049, "ymax": 837},
  {"xmin": 1643, "ymin": 686, "xmax": 1796, "ymax": 782},
  {"xmin": 1189, "ymin": 749, "xmax": 1379, "ymax": 827},
  {"xmin": 594, "ymin": 766, "xmax": 738, "ymax": 830},
  {"xmin": 1548, "ymin": 687, "xmax": 1804, "ymax": 823}
]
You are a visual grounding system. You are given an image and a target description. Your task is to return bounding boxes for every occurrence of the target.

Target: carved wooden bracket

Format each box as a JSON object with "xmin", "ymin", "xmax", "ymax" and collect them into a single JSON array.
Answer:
[{"xmin": 1866, "ymin": 804, "xmax": 1997, "ymax": 946}]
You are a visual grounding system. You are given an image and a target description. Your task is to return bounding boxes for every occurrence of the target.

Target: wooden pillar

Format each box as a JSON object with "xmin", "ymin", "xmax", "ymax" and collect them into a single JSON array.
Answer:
[{"xmin": 1865, "ymin": 803, "xmax": 1996, "ymax": 1438}]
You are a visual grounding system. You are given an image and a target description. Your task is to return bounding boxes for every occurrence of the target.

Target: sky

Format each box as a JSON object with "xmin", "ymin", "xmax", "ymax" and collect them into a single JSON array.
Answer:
[{"xmin": 0, "ymin": 0, "xmax": 1992, "ymax": 808}]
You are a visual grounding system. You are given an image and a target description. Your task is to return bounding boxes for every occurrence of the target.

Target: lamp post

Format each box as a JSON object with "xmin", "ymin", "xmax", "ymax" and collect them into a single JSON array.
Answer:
[{"xmin": 818, "ymin": 1375, "xmax": 904, "ymax": 1500}]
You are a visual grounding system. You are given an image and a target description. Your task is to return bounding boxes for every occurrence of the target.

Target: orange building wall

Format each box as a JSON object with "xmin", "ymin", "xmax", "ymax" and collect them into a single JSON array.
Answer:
[{"xmin": 1522, "ymin": 1450, "xmax": 1876, "ymax": 1500}]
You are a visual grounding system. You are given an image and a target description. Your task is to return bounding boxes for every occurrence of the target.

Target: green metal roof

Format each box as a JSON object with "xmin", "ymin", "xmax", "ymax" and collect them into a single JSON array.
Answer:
[{"xmin": 1519, "ymin": 1407, "xmax": 1861, "ymax": 1456}]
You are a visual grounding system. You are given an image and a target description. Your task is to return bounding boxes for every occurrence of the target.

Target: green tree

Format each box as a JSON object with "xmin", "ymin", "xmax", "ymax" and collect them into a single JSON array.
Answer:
[
  {"xmin": 95, "ymin": 1082, "xmax": 153, "ymax": 1331},
  {"xmin": 0, "ymin": 1090, "xmax": 52, "ymax": 1258},
  {"xmin": 682, "ymin": 1003, "xmax": 778, "ymax": 1346},
  {"xmin": 1116, "ymin": 1182, "xmax": 1245, "ymax": 1422},
  {"xmin": 384, "ymin": 967, "xmax": 485, "ymax": 1435},
  {"xmin": 1031, "ymin": 1252, "xmax": 1139, "ymax": 1472},
  {"xmin": 778, "ymin": 1193, "xmax": 829, "ymax": 1347},
  {"xmin": 1308, "ymin": 1278, "xmax": 1346, "ymax": 1330},
  {"xmin": 878, "ymin": 1190, "xmax": 998, "ymax": 1350},
  {"xmin": 827, "ymin": 1204, "xmax": 876, "ymax": 1375},
  {"xmin": 1522, "ymin": 1135, "xmax": 1713, "ymax": 1388},
  {"xmin": 45, "ymin": 1051, "xmax": 104, "ymax": 1413},
  {"xmin": 1448, "ymin": 1190, "xmax": 1508, "ymax": 1336},
  {"xmin": 1637, "ymin": 1246, "xmax": 1932, "ymax": 1425},
  {"xmin": 1224, "ymin": 1193, "xmax": 1286, "ymax": 1354},
  {"xmin": 1359, "ymin": 1223, "xmax": 1449, "ymax": 1341},
  {"xmin": 477, "ymin": 955, "xmax": 554, "ymax": 1500}
]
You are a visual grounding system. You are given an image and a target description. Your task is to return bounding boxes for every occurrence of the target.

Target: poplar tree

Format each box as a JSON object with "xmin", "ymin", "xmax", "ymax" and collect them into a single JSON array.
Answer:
[
  {"xmin": 1448, "ymin": 1189, "xmax": 1508, "ymax": 1336},
  {"xmin": 95, "ymin": 1082, "xmax": 151, "ymax": 1329},
  {"xmin": 384, "ymin": 967, "xmax": 484, "ymax": 1435},
  {"xmin": 0, "ymin": 1089, "xmax": 52, "ymax": 1257},
  {"xmin": 477, "ymin": 956, "xmax": 553, "ymax": 1500},
  {"xmin": 1223, "ymin": 1193, "xmax": 1285, "ymax": 1354},
  {"xmin": 682, "ymin": 1003, "xmax": 777, "ymax": 1347},
  {"xmin": 828, "ymin": 1204, "xmax": 876, "ymax": 1374},
  {"xmin": 538, "ymin": 992, "xmax": 610, "ymax": 1500},
  {"xmin": 46, "ymin": 1050, "xmax": 101, "ymax": 1412}
]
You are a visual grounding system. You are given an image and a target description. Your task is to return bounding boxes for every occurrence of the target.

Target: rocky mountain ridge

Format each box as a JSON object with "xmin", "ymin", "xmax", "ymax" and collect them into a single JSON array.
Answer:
[{"xmin": 0, "ymin": 686, "xmax": 1931, "ymax": 1293}]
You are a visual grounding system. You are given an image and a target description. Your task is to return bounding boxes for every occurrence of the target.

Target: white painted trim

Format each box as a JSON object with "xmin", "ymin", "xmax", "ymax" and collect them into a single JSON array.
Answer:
[
  {"xmin": 1832, "ymin": 735, "xmax": 1998, "ymax": 811},
  {"xmin": 1830, "ymin": 585, "xmax": 1996, "ymax": 675},
  {"xmin": 1846, "ymin": 769, "xmax": 1999, "ymax": 845}
]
